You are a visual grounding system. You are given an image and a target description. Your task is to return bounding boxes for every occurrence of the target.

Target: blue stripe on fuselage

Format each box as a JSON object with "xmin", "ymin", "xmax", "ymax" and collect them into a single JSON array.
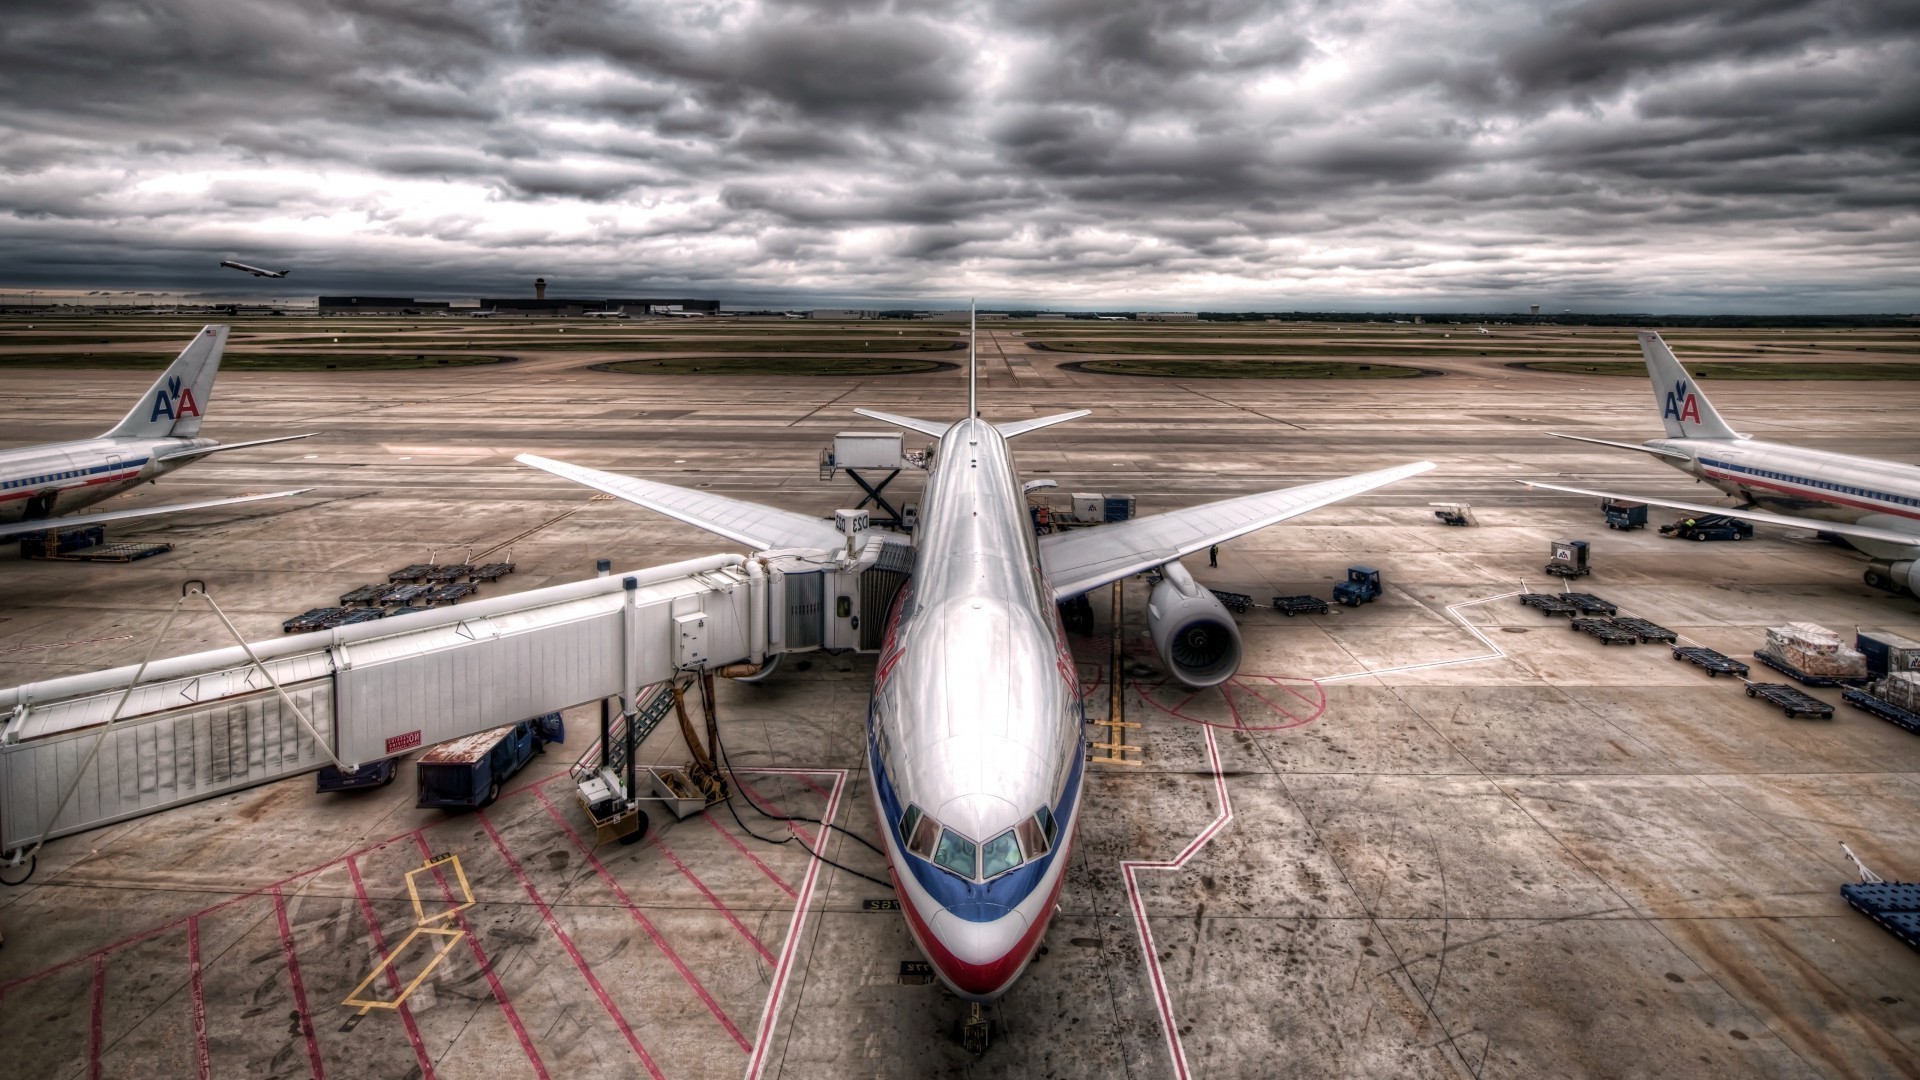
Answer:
[{"xmin": 868, "ymin": 700, "xmax": 1083, "ymax": 924}]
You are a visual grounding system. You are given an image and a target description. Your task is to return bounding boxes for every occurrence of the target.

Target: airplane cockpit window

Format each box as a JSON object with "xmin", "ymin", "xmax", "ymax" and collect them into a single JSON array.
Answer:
[
  {"xmin": 1015, "ymin": 815, "xmax": 1049, "ymax": 860},
  {"xmin": 933, "ymin": 829, "xmax": 977, "ymax": 879},
  {"xmin": 906, "ymin": 806, "xmax": 940, "ymax": 859},
  {"xmin": 981, "ymin": 830, "xmax": 1022, "ymax": 879},
  {"xmin": 1036, "ymin": 804, "xmax": 1058, "ymax": 847}
]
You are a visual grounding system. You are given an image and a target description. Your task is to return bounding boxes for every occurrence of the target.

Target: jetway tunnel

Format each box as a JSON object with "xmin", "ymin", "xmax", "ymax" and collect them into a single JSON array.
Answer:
[{"xmin": 0, "ymin": 537, "xmax": 915, "ymax": 856}]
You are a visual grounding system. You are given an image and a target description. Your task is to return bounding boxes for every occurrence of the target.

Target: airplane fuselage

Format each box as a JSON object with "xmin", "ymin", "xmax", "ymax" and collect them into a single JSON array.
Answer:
[
  {"xmin": 0, "ymin": 436, "xmax": 212, "ymax": 527},
  {"xmin": 866, "ymin": 416, "xmax": 1084, "ymax": 1000},
  {"xmin": 1647, "ymin": 436, "xmax": 1920, "ymax": 554}
]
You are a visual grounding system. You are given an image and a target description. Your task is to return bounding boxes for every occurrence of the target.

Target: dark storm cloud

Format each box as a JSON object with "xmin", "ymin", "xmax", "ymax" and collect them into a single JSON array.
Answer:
[{"xmin": 0, "ymin": 0, "xmax": 1913, "ymax": 309}]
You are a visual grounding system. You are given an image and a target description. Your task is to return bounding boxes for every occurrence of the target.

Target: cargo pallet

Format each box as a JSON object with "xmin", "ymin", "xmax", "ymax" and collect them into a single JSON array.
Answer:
[
  {"xmin": 1672, "ymin": 646, "xmax": 1750, "ymax": 678},
  {"xmin": 1611, "ymin": 617, "xmax": 1678, "ymax": 644},
  {"xmin": 322, "ymin": 608, "xmax": 386, "ymax": 629},
  {"xmin": 283, "ymin": 607, "xmax": 344, "ymax": 633},
  {"xmin": 1745, "ymin": 682, "xmax": 1834, "ymax": 719},
  {"xmin": 1272, "ymin": 595, "xmax": 1329, "ymax": 616},
  {"xmin": 388, "ymin": 563, "xmax": 438, "ymax": 583},
  {"xmin": 425, "ymin": 563, "xmax": 475, "ymax": 584},
  {"xmin": 1209, "ymin": 589, "xmax": 1253, "ymax": 614},
  {"xmin": 339, "ymin": 584, "xmax": 389, "ymax": 606},
  {"xmin": 1752, "ymin": 649, "xmax": 1869, "ymax": 687},
  {"xmin": 380, "ymin": 583, "xmax": 432, "ymax": 606},
  {"xmin": 1841, "ymin": 688, "xmax": 1920, "ymax": 735},
  {"xmin": 1562, "ymin": 593, "xmax": 1618, "ymax": 616},
  {"xmin": 425, "ymin": 582, "xmax": 478, "ymax": 605},
  {"xmin": 1518, "ymin": 593, "xmax": 1578, "ymax": 616},
  {"xmin": 1840, "ymin": 881, "xmax": 1920, "ymax": 953},
  {"xmin": 1571, "ymin": 618, "xmax": 1639, "ymax": 645},
  {"xmin": 470, "ymin": 561, "xmax": 516, "ymax": 582}
]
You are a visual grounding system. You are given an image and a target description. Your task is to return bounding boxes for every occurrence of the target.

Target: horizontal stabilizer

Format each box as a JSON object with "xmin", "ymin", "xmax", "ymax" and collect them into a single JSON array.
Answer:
[
  {"xmin": 1516, "ymin": 480, "xmax": 1920, "ymax": 548},
  {"xmin": 1544, "ymin": 432, "xmax": 1692, "ymax": 461},
  {"xmin": 852, "ymin": 408, "xmax": 950, "ymax": 439},
  {"xmin": 157, "ymin": 432, "xmax": 320, "ymax": 463},
  {"xmin": 515, "ymin": 453, "xmax": 844, "ymax": 552},
  {"xmin": 996, "ymin": 410, "xmax": 1090, "ymax": 439},
  {"xmin": 0, "ymin": 489, "xmax": 313, "ymax": 541},
  {"xmin": 1041, "ymin": 461, "xmax": 1436, "ymax": 599}
]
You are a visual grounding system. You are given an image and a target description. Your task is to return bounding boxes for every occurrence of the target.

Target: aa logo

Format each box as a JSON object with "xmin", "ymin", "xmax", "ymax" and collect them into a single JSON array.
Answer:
[
  {"xmin": 149, "ymin": 374, "xmax": 201, "ymax": 424},
  {"xmin": 1663, "ymin": 379, "xmax": 1700, "ymax": 425}
]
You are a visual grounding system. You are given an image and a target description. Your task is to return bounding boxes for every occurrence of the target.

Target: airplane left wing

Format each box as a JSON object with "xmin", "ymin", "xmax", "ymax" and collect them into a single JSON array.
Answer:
[
  {"xmin": 1039, "ymin": 461, "xmax": 1435, "ymax": 599},
  {"xmin": 516, "ymin": 453, "xmax": 844, "ymax": 551},
  {"xmin": 0, "ymin": 489, "xmax": 313, "ymax": 540}
]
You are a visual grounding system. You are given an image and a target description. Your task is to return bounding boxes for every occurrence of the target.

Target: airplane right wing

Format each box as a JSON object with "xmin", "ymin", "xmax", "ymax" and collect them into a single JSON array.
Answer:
[
  {"xmin": 1039, "ymin": 461, "xmax": 1436, "ymax": 599},
  {"xmin": 516, "ymin": 453, "xmax": 844, "ymax": 551},
  {"xmin": 1516, "ymin": 480, "xmax": 1920, "ymax": 548},
  {"xmin": 0, "ymin": 489, "xmax": 313, "ymax": 540}
]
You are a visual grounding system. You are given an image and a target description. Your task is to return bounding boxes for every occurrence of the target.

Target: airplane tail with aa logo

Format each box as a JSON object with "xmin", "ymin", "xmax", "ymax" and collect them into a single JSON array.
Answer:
[
  {"xmin": 1639, "ymin": 330, "xmax": 1737, "ymax": 440},
  {"xmin": 104, "ymin": 324, "xmax": 228, "ymax": 439}
]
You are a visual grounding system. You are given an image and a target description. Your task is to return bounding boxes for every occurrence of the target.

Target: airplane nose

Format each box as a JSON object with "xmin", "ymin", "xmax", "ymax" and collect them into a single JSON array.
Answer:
[{"xmin": 927, "ymin": 907, "xmax": 1032, "ymax": 998}]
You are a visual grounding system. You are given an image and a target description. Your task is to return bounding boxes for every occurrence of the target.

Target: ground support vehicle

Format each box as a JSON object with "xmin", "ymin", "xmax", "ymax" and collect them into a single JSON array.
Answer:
[
  {"xmin": 1842, "ymin": 688, "xmax": 1920, "ymax": 735},
  {"xmin": 1545, "ymin": 539, "xmax": 1591, "ymax": 578},
  {"xmin": 1518, "ymin": 593, "xmax": 1579, "ymax": 616},
  {"xmin": 1603, "ymin": 499, "xmax": 1648, "ymax": 530},
  {"xmin": 1333, "ymin": 566, "xmax": 1383, "ymax": 606},
  {"xmin": 470, "ymin": 561, "xmax": 516, "ymax": 582},
  {"xmin": 1611, "ymin": 617, "xmax": 1677, "ymax": 644},
  {"xmin": 283, "ymin": 607, "xmax": 343, "ymax": 633},
  {"xmin": 1660, "ymin": 514, "xmax": 1754, "ymax": 542},
  {"xmin": 1754, "ymin": 649, "xmax": 1871, "ymax": 687},
  {"xmin": 1672, "ymin": 646, "xmax": 1750, "ymax": 677},
  {"xmin": 1209, "ymin": 589, "xmax": 1253, "ymax": 614},
  {"xmin": 339, "ymin": 584, "xmax": 388, "ymax": 606},
  {"xmin": 424, "ymin": 582, "xmax": 478, "ymax": 605},
  {"xmin": 425, "ymin": 563, "xmax": 475, "ymax": 584},
  {"xmin": 1840, "ymin": 880, "xmax": 1920, "ymax": 954},
  {"xmin": 388, "ymin": 563, "xmax": 437, "ymax": 582},
  {"xmin": 417, "ymin": 713, "xmax": 565, "ymax": 810},
  {"xmin": 1571, "ymin": 618, "xmax": 1640, "ymax": 645},
  {"xmin": 320, "ymin": 608, "xmax": 385, "ymax": 629},
  {"xmin": 1273, "ymin": 595, "xmax": 1329, "ymax": 616},
  {"xmin": 316, "ymin": 759, "xmax": 397, "ymax": 792},
  {"xmin": 1562, "ymin": 593, "xmax": 1618, "ymax": 616},
  {"xmin": 1745, "ymin": 682, "xmax": 1835, "ymax": 720},
  {"xmin": 1431, "ymin": 502, "xmax": 1474, "ymax": 526},
  {"xmin": 380, "ymin": 583, "xmax": 432, "ymax": 606}
]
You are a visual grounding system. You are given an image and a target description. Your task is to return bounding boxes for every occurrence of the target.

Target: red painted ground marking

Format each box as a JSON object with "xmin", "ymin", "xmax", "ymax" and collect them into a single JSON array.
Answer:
[
  {"xmin": 187, "ymin": 917, "xmax": 210, "ymax": 1080},
  {"xmin": 409, "ymin": 831, "xmax": 549, "ymax": 1080},
  {"xmin": 530, "ymin": 791, "xmax": 753, "ymax": 1051},
  {"xmin": 475, "ymin": 811, "xmax": 667, "ymax": 1079},
  {"xmin": 0, "ymin": 772, "xmax": 572, "ymax": 999},
  {"xmin": 346, "ymin": 855, "xmax": 436, "ymax": 1080},
  {"xmin": 731, "ymin": 775, "xmax": 819, "ymax": 846},
  {"xmin": 272, "ymin": 887, "xmax": 326, "ymax": 1080},
  {"xmin": 743, "ymin": 769, "xmax": 846, "ymax": 1080},
  {"xmin": 701, "ymin": 812, "xmax": 796, "ymax": 898},
  {"xmin": 1129, "ymin": 671, "xmax": 1328, "ymax": 732},
  {"xmin": 643, "ymin": 831, "xmax": 775, "ymax": 963},
  {"xmin": 792, "ymin": 772, "xmax": 834, "ymax": 802},
  {"xmin": 88, "ymin": 954, "xmax": 105, "ymax": 1080}
]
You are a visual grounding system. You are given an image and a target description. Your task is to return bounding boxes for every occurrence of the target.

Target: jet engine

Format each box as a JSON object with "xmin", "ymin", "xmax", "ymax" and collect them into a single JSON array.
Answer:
[
  {"xmin": 1866, "ymin": 560, "xmax": 1920, "ymax": 596},
  {"xmin": 1147, "ymin": 560, "xmax": 1242, "ymax": 688}
]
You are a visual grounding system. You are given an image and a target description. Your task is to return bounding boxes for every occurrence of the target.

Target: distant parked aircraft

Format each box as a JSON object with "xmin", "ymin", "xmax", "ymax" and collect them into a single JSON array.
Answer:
[
  {"xmin": 1095, "ymin": 315, "xmax": 1128, "ymax": 321},
  {"xmin": 218, "ymin": 260, "xmax": 289, "ymax": 278},
  {"xmin": 581, "ymin": 310, "xmax": 630, "ymax": 319},
  {"xmin": 0, "ymin": 326, "xmax": 315, "ymax": 541}
]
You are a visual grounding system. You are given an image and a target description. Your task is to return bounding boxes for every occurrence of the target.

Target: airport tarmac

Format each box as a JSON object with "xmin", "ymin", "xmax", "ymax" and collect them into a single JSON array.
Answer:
[{"xmin": 1, "ymin": 325, "xmax": 1919, "ymax": 1078}]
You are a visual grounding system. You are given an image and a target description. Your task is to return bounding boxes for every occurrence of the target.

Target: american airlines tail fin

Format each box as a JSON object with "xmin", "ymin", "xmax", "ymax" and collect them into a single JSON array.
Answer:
[
  {"xmin": 1640, "ymin": 330, "xmax": 1736, "ymax": 440},
  {"xmin": 104, "ymin": 324, "xmax": 227, "ymax": 439}
]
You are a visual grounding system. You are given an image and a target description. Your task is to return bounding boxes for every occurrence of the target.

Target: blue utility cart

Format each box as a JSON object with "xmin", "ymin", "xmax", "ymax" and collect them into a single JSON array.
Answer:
[{"xmin": 417, "ymin": 714, "xmax": 565, "ymax": 810}]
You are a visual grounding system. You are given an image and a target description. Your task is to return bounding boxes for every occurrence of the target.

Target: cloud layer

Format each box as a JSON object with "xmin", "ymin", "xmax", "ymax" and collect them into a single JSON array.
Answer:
[{"xmin": 1, "ymin": 0, "xmax": 1915, "ymax": 310}]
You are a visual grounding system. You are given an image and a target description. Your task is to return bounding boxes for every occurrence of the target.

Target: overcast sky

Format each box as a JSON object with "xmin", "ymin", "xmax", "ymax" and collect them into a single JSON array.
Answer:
[{"xmin": 1, "ymin": 0, "xmax": 1915, "ymax": 311}]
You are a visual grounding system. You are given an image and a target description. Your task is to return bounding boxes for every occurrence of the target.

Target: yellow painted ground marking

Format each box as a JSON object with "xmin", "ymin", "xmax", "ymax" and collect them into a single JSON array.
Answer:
[{"xmin": 342, "ymin": 852, "xmax": 474, "ymax": 1015}]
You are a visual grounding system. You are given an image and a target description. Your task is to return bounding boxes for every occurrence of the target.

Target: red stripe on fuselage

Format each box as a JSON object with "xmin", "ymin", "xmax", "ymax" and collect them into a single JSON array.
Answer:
[
  {"xmin": 1701, "ymin": 468, "xmax": 1920, "ymax": 522},
  {"xmin": 0, "ymin": 470, "xmax": 142, "ymax": 504}
]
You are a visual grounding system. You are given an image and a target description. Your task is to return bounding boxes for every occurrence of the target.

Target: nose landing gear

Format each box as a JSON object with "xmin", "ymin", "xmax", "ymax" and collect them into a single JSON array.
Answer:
[{"xmin": 961, "ymin": 1001, "xmax": 992, "ymax": 1054}]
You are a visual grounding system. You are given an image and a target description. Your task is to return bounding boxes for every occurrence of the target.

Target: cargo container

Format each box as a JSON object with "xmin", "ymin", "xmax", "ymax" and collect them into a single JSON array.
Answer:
[
  {"xmin": 417, "ymin": 714, "xmax": 564, "ymax": 810},
  {"xmin": 1856, "ymin": 630, "xmax": 1920, "ymax": 680}
]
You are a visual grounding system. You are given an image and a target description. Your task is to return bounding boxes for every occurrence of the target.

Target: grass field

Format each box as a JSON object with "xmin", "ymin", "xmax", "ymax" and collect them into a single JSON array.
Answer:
[
  {"xmin": 0, "ymin": 352, "xmax": 510, "ymax": 371},
  {"xmin": 1517, "ymin": 361, "xmax": 1920, "ymax": 380},
  {"xmin": 593, "ymin": 356, "xmax": 956, "ymax": 376},
  {"xmin": 1032, "ymin": 339, "xmax": 1625, "ymax": 358},
  {"xmin": 1062, "ymin": 359, "xmax": 1432, "ymax": 378}
]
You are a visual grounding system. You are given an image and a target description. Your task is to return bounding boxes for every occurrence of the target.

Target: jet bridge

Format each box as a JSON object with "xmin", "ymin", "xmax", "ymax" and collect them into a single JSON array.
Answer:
[{"xmin": 0, "ymin": 535, "xmax": 915, "ymax": 855}]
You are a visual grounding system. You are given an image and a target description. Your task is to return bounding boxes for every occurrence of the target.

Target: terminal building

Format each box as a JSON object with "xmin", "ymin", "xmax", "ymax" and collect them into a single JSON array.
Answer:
[{"xmin": 319, "ymin": 277, "xmax": 720, "ymax": 316}]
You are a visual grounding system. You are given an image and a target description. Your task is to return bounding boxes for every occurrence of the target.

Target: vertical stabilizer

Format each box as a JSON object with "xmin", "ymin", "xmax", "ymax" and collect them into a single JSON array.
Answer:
[
  {"xmin": 1639, "ymin": 330, "xmax": 1736, "ymax": 440},
  {"xmin": 968, "ymin": 300, "xmax": 977, "ymax": 420},
  {"xmin": 104, "ymin": 324, "xmax": 227, "ymax": 438}
]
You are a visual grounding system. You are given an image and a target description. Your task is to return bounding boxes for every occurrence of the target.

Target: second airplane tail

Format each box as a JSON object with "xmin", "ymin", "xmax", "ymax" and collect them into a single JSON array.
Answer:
[
  {"xmin": 1640, "ymin": 330, "xmax": 1737, "ymax": 440},
  {"xmin": 103, "ymin": 324, "xmax": 227, "ymax": 440}
]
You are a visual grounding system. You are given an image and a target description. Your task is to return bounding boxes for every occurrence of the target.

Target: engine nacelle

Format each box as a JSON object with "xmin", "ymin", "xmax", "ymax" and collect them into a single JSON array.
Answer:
[
  {"xmin": 1147, "ymin": 560, "xmax": 1242, "ymax": 688},
  {"xmin": 1866, "ymin": 560, "xmax": 1920, "ymax": 596}
]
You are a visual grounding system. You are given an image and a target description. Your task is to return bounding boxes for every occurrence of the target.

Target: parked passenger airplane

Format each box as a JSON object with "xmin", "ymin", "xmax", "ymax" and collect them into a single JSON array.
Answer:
[
  {"xmin": 0, "ymin": 326, "xmax": 315, "ymax": 540},
  {"xmin": 1523, "ymin": 331, "xmax": 1920, "ymax": 592},
  {"xmin": 515, "ymin": 312, "xmax": 1434, "ymax": 1000},
  {"xmin": 217, "ymin": 260, "xmax": 288, "ymax": 278}
]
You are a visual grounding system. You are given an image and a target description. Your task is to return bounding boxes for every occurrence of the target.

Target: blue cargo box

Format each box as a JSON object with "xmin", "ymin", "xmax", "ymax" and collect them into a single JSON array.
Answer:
[
  {"xmin": 416, "ymin": 713, "xmax": 563, "ymax": 810},
  {"xmin": 317, "ymin": 758, "xmax": 397, "ymax": 792}
]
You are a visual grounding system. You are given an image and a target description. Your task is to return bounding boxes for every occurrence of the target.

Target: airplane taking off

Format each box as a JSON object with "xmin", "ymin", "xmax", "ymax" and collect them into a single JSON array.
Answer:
[
  {"xmin": 0, "ymin": 325, "xmax": 316, "ymax": 541},
  {"xmin": 1523, "ymin": 331, "xmax": 1920, "ymax": 592},
  {"xmin": 515, "ymin": 310, "xmax": 1433, "ymax": 1000},
  {"xmin": 217, "ymin": 260, "xmax": 289, "ymax": 278}
]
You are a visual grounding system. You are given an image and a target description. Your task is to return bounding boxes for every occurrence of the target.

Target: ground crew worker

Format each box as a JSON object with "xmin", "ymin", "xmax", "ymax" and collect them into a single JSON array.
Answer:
[{"xmin": 1208, "ymin": 544, "xmax": 1219, "ymax": 567}]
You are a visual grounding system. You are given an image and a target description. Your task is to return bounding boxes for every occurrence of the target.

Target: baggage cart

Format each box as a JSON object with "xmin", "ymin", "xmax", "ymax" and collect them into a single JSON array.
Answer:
[
  {"xmin": 1611, "ymin": 616, "xmax": 1677, "ymax": 644},
  {"xmin": 1745, "ymin": 682, "xmax": 1834, "ymax": 720},
  {"xmin": 1562, "ymin": 592, "xmax": 1617, "ymax": 616},
  {"xmin": 1209, "ymin": 589, "xmax": 1253, "ymax": 614},
  {"xmin": 1672, "ymin": 646, "xmax": 1749, "ymax": 678},
  {"xmin": 1272, "ymin": 595, "xmax": 1329, "ymax": 616},
  {"xmin": 1842, "ymin": 687, "xmax": 1920, "ymax": 735}
]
